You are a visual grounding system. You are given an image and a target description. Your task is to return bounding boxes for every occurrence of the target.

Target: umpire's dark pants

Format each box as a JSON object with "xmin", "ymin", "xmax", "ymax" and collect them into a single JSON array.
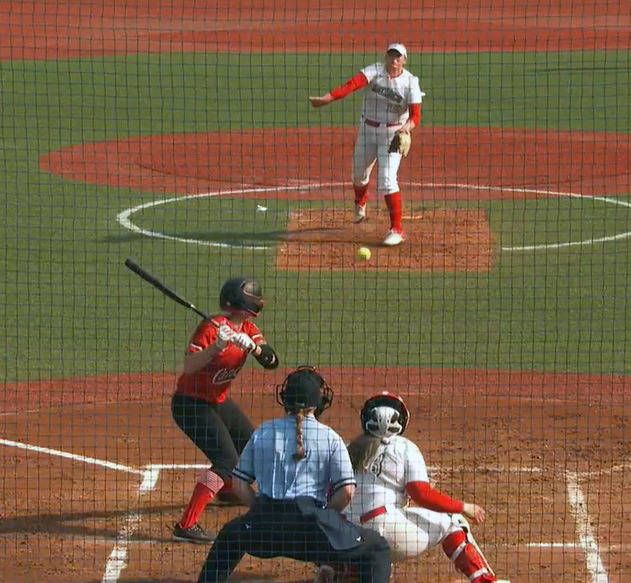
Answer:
[
  {"xmin": 198, "ymin": 497, "xmax": 391, "ymax": 583},
  {"xmin": 171, "ymin": 395, "xmax": 253, "ymax": 482}
]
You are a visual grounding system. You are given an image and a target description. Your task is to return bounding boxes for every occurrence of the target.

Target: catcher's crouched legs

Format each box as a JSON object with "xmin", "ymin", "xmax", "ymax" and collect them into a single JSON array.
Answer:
[{"xmin": 441, "ymin": 516, "xmax": 501, "ymax": 583}]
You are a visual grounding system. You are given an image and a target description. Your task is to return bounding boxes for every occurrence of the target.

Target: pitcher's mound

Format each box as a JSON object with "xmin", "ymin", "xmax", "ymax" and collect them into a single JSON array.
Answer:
[{"xmin": 276, "ymin": 208, "xmax": 496, "ymax": 272}]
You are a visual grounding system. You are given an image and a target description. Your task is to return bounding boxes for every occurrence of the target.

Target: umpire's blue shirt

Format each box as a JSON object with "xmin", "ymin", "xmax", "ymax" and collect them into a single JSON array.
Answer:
[{"xmin": 233, "ymin": 414, "xmax": 356, "ymax": 502}]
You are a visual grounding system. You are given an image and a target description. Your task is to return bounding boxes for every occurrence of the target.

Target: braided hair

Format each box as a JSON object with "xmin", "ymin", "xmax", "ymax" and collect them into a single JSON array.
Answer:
[
  {"xmin": 292, "ymin": 410, "xmax": 307, "ymax": 461},
  {"xmin": 347, "ymin": 433, "xmax": 382, "ymax": 473},
  {"xmin": 276, "ymin": 366, "xmax": 335, "ymax": 462}
]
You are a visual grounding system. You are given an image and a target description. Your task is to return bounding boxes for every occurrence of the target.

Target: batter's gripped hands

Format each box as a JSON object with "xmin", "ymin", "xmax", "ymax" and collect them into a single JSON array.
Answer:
[
  {"xmin": 232, "ymin": 333, "xmax": 256, "ymax": 353},
  {"xmin": 215, "ymin": 324, "xmax": 235, "ymax": 350},
  {"xmin": 462, "ymin": 502, "xmax": 486, "ymax": 525},
  {"xmin": 309, "ymin": 94, "xmax": 334, "ymax": 108}
]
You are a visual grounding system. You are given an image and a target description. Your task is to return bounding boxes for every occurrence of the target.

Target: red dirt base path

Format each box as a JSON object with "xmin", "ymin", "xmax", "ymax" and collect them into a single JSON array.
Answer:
[
  {"xmin": 1, "ymin": 0, "xmax": 630, "ymax": 61},
  {"xmin": 2, "ymin": 368, "xmax": 630, "ymax": 582},
  {"xmin": 40, "ymin": 127, "xmax": 631, "ymax": 197}
]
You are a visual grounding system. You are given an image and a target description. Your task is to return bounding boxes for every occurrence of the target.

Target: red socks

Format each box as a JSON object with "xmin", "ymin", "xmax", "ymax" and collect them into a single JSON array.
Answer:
[
  {"xmin": 384, "ymin": 192, "xmax": 403, "ymax": 232},
  {"xmin": 442, "ymin": 530, "xmax": 496, "ymax": 583},
  {"xmin": 178, "ymin": 482, "xmax": 215, "ymax": 529},
  {"xmin": 353, "ymin": 184, "xmax": 368, "ymax": 207}
]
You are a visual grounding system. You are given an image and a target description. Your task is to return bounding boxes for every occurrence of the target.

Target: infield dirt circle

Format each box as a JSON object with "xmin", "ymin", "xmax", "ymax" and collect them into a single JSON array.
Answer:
[{"xmin": 2, "ymin": 2, "xmax": 631, "ymax": 583}]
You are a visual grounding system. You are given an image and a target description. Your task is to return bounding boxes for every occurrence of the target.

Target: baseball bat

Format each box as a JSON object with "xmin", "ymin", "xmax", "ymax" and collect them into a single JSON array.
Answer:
[{"xmin": 124, "ymin": 258, "xmax": 210, "ymax": 320}]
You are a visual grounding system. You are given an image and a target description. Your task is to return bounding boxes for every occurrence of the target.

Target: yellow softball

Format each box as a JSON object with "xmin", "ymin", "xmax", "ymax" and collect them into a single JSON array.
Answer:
[{"xmin": 357, "ymin": 246, "xmax": 372, "ymax": 261}]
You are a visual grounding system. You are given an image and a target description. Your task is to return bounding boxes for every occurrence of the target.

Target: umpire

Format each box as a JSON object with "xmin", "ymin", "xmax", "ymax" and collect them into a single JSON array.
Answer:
[{"xmin": 197, "ymin": 366, "xmax": 392, "ymax": 583}]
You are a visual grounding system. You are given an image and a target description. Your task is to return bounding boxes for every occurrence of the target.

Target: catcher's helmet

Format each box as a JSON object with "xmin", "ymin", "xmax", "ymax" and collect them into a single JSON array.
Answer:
[
  {"xmin": 360, "ymin": 391, "xmax": 410, "ymax": 441},
  {"xmin": 276, "ymin": 366, "xmax": 334, "ymax": 417},
  {"xmin": 219, "ymin": 277, "xmax": 264, "ymax": 316}
]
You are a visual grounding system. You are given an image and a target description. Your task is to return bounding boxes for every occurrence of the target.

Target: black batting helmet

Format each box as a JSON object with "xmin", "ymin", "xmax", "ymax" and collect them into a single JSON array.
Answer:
[
  {"xmin": 360, "ymin": 391, "xmax": 410, "ymax": 440},
  {"xmin": 219, "ymin": 277, "xmax": 264, "ymax": 316},
  {"xmin": 276, "ymin": 366, "xmax": 334, "ymax": 417}
]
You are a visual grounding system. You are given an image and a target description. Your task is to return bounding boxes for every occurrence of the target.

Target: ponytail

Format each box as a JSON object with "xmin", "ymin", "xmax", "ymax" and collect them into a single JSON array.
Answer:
[
  {"xmin": 347, "ymin": 433, "xmax": 382, "ymax": 473},
  {"xmin": 293, "ymin": 410, "xmax": 306, "ymax": 461}
]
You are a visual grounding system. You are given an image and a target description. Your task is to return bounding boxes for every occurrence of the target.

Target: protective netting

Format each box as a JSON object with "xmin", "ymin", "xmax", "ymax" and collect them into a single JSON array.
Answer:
[{"xmin": 1, "ymin": 1, "xmax": 629, "ymax": 582}]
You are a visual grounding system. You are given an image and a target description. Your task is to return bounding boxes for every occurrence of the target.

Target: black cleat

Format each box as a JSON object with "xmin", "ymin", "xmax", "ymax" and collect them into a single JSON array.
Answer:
[{"xmin": 172, "ymin": 522, "xmax": 215, "ymax": 544}]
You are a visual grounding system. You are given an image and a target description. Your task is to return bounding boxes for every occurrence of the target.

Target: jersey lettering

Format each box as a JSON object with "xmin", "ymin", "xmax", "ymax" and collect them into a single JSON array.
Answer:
[
  {"xmin": 370, "ymin": 83, "xmax": 403, "ymax": 103},
  {"xmin": 212, "ymin": 365, "xmax": 243, "ymax": 384},
  {"xmin": 369, "ymin": 452, "xmax": 386, "ymax": 476}
]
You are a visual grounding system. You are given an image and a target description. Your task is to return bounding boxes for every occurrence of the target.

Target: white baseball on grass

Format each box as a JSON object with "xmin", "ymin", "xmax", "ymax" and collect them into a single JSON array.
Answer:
[{"xmin": 256, "ymin": 204, "xmax": 268, "ymax": 212}]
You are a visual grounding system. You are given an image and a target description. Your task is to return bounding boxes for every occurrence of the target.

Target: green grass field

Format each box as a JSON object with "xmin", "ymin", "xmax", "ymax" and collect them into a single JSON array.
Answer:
[{"xmin": 1, "ymin": 50, "xmax": 630, "ymax": 381}]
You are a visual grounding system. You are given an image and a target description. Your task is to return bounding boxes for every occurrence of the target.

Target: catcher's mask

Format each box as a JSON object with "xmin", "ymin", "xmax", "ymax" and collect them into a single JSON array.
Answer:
[
  {"xmin": 361, "ymin": 391, "xmax": 410, "ymax": 441},
  {"xmin": 219, "ymin": 277, "xmax": 264, "ymax": 316},
  {"xmin": 276, "ymin": 366, "xmax": 333, "ymax": 418}
]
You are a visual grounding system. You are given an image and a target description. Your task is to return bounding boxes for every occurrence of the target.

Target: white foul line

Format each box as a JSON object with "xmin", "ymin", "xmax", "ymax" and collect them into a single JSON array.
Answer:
[
  {"xmin": 0, "ymin": 438, "xmax": 143, "ymax": 475},
  {"xmin": 101, "ymin": 468, "xmax": 160, "ymax": 583},
  {"xmin": 566, "ymin": 471, "xmax": 609, "ymax": 583}
]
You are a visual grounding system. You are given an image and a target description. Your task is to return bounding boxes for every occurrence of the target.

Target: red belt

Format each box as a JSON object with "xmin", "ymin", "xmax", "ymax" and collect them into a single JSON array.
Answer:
[
  {"xmin": 364, "ymin": 118, "xmax": 401, "ymax": 128},
  {"xmin": 360, "ymin": 506, "xmax": 387, "ymax": 523}
]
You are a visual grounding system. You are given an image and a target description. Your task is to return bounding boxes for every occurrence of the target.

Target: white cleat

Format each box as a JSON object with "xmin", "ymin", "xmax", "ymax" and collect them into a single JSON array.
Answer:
[
  {"xmin": 353, "ymin": 203, "xmax": 367, "ymax": 223},
  {"xmin": 382, "ymin": 229, "xmax": 405, "ymax": 246}
]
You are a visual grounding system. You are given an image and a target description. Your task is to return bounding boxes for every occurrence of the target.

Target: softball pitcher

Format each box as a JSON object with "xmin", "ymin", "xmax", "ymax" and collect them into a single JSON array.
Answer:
[
  {"xmin": 343, "ymin": 392, "xmax": 510, "ymax": 583},
  {"xmin": 309, "ymin": 43, "xmax": 424, "ymax": 246},
  {"xmin": 198, "ymin": 367, "xmax": 391, "ymax": 583},
  {"xmin": 171, "ymin": 277, "xmax": 279, "ymax": 544}
]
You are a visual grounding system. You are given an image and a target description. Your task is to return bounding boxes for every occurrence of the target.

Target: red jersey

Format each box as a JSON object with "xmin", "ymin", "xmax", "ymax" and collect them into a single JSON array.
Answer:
[{"xmin": 175, "ymin": 315, "xmax": 265, "ymax": 404}]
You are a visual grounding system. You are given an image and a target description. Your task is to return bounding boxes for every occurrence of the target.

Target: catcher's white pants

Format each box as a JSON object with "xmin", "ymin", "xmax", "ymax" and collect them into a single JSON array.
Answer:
[
  {"xmin": 352, "ymin": 121, "xmax": 403, "ymax": 195},
  {"xmin": 357, "ymin": 504, "xmax": 461, "ymax": 562}
]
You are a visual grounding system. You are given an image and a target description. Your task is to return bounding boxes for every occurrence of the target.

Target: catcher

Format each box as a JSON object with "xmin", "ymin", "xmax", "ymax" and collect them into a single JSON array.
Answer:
[
  {"xmin": 323, "ymin": 392, "xmax": 510, "ymax": 583},
  {"xmin": 309, "ymin": 42, "xmax": 424, "ymax": 246}
]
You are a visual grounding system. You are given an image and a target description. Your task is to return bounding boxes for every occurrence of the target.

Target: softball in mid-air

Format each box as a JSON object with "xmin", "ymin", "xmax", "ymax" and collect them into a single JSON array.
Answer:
[{"xmin": 357, "ymin": 246, "xmax": 372, "ymax": 261}]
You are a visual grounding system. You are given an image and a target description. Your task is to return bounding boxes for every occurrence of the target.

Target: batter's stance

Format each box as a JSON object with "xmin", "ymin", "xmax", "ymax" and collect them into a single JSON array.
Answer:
[
  {"xmin": 342, "ymin": 392, "xmax": 510, "ymax": 583},
  {"xmin": 309, "ymin": 43, "xmax": 424, "ymax": 246},
  {"xmin": 171, "ymin": 277, "xmax": 279, "ymax": 544}
]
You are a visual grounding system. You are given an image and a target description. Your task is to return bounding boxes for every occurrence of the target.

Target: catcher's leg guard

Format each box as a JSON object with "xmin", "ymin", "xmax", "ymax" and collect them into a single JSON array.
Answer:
[{"xmin": 442, "ymin": 517, "xmax": 496, "ymax": 583}]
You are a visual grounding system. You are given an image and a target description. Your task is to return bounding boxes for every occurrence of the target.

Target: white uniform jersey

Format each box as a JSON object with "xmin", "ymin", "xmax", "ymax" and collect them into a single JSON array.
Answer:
[
  {"xmin": 345, "ymin": 435, "xmax": 461, "ymax": 561},
  {"xmin": 346, "ymin": 435, "xmax": 428, "ymax": 516},
  {"xmin": 360, "ymin": 63, "xmax": 425, "ymax": 125}
]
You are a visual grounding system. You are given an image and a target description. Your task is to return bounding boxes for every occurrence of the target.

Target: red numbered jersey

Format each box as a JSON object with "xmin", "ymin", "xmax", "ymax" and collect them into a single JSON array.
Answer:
[{"xmin": 175, "ymin": 315, "xmax": 264, "ymax": 404}]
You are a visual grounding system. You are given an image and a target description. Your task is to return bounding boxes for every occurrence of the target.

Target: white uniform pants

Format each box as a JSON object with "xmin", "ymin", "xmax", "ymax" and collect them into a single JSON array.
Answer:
[
  {"xmin": 352, "ymin": 121, "xmax": 403, "ymax": 195},
  {"xmin": 359, "ymin": 504, "xmax": 461, "ymax": 562}
]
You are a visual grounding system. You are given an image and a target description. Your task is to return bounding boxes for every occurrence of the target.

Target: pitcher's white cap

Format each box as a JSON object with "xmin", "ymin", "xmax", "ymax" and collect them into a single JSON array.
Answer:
[{"xmin": 386, "ymin": 43, "xmax": 407, "ymax": 58}]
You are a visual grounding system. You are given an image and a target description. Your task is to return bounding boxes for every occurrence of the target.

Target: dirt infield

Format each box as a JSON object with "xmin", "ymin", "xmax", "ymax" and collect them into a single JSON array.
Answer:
[
  {"xmin": 3, "ymin": 0, "xmax": 631, "ymax": 581},
  {"xmin": 40, "ymin": 128, "xmax": 631, "ymax": 196},
  {"xmin": 277, "ymin": 208, "xmax": 495, "ymax": 272},
  {"xmin": 1, "ymin": 0, "xmax": 630, "ymax": 61},
  {"xmin": 2, "ymin": 368, "xmax": 630, "ymax": 582}
]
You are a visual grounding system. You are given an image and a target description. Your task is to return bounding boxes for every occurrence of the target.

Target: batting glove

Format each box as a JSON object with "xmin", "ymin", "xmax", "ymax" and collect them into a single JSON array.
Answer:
[
  {"xmin": 232, "ymin": 333, "xmax": 256, "ymax": 352},
  {"xmin": 215, "ymin": 324, "xmax": 235, "ymax": 349}
]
